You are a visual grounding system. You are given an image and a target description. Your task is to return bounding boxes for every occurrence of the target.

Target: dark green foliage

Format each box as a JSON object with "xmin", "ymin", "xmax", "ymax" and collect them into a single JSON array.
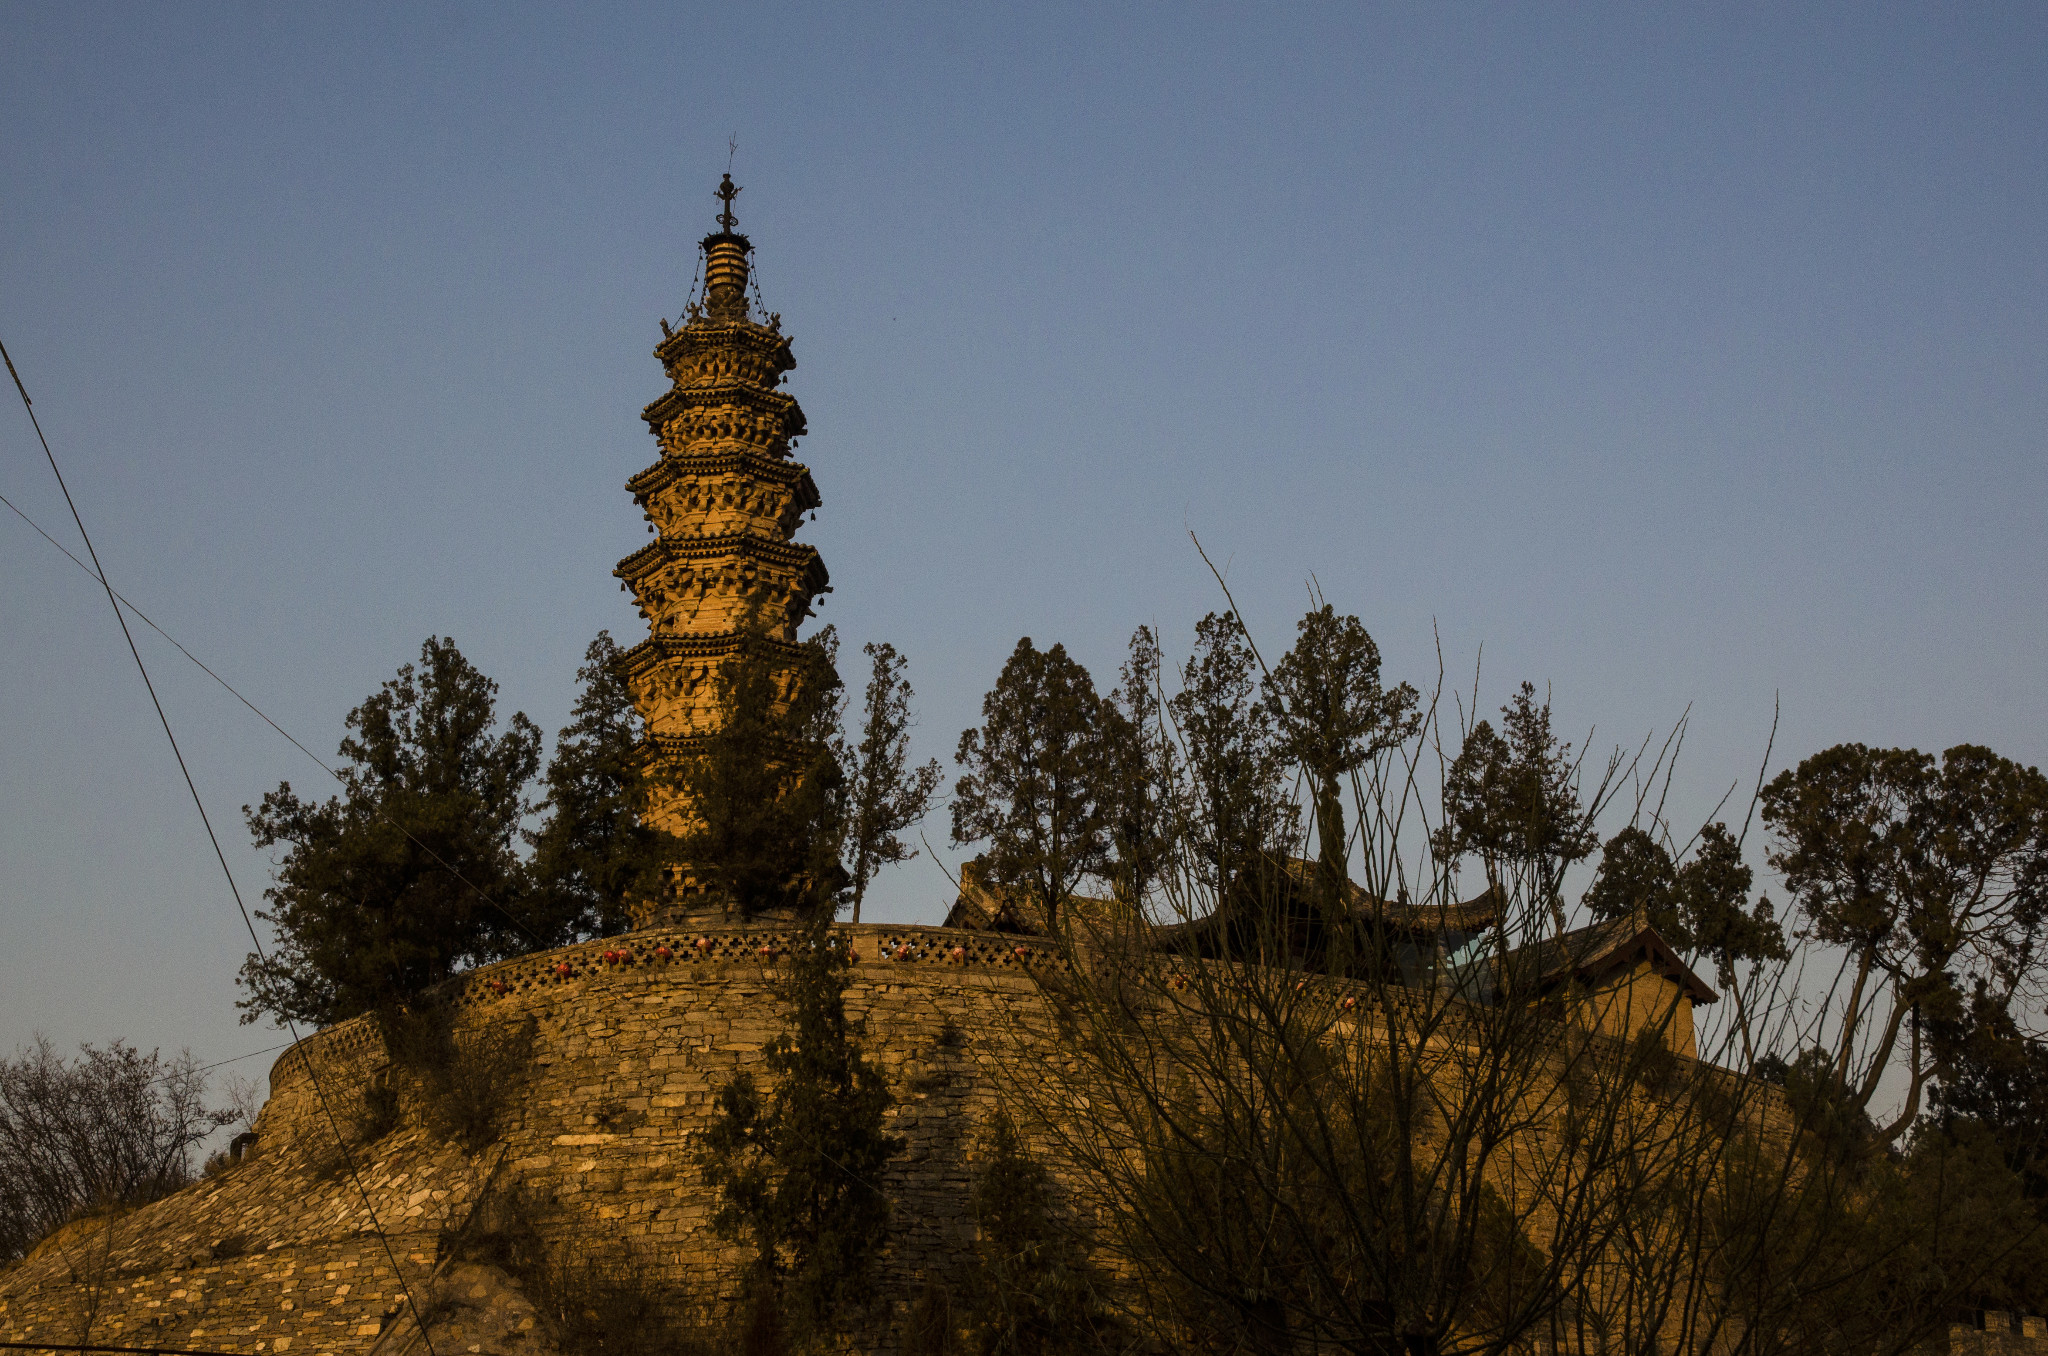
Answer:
[
  {"xmin": 1923, "ymin": 981, "xmax": 2048, "ymax": 1313},
  {"xmin": 239, "ymin": 637, "xmax": 543, "ymax": 1027},
  {"xmin": 1583, "ymin": 823, "xmax": 1789, "ymax": 969},
  {"xmin": 524, "ymin": 1245, "xmax": 673, "ymax": 1356},
  {"xmin": 668, "ymin": 627, "xmax": 845, "ymax": 919},
  {"xmin": 902, "ymin": 1283, "xmax": 961, "ymax": 1356},
  {"xmin": 1586, "ymin": 821, "xmax": 1788, "ymax": 1062},
  {"xmin": 1753, "ymin": 1045, "xmax": 1879, "ymax": 1161},
  {"xmin": 1761, "ymin": 742, "xmax": 2048, "ymax": 1141},
  {"xmin": 0, "ymin": 1038, "xmax": 232, "ymax": 1261},
  {"xmin": 1168, "ymin": 612, "xmax": 1298, "ymax": 909},
  {"xmin": 458, "ymin": 1183, "xmax": 714, "ymax": 1356},
  {"xmin": 700, "ymin": 912, "xmax": 903, "ymax": 1338},
  {"xmin": 1707, "ymin": 1112, "xmax": 2048, "ymax": 1347},
  {"xmin": 953, "ymin": 638, "xmax": 1117, "ymax": 933},
  {"xmin": 528, "ymin": 631, "xmax": 671, "ymax": 940},
  {"xmin": 1901, "ymin": 1120, "xmax": 2048, "ymax": 1316},
  {"xmin": 1265, "ymin": 605, "xmax": 1419, "ymax": 919},
  {"xmin": 1102, "ymin": 626, "xmax": 1173, "ymax": 909},
  {"xmin": 377, "ymin": 1005, "xmax": 537, "ymax": 1153},
  {"xmin": 840, "ymin": 640, "xmax": 942, "ymax": 923},
  {"xmin": 1583, "ymin": 827, "xmax": 1683, "ymax": 936},
  {"xmin": 733, "ymin": 1287, "xmax": 789, "ymax": 1356},
  {"xmin": 1678, "ymin": 822, "xmax": 1787, "ymax": 1064},
  {"xmin": 352, "ymin": 1076, "xmax": 403, "ymax": 1146},
  {"xmin": 1679, "ymin": 823, "xmax": 1786, "ymax": 969},
  {"xmin": 967, "ymin": 1116, "xmax": 1099, "ymax": 1355},
  {"xmin": 1931, "ymin": 982, "xmax": 2048, "ymax": 1190},
  {"xmin": 1435, "ymin": 681, "xmax": 1597, "ymax": 931}
]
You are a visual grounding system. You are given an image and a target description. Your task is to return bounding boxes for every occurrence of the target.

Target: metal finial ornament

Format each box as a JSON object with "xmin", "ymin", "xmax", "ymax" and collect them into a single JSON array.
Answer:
[{"xmin": 715, "ymin": 174, "xmax": 740, "ymax": 233}]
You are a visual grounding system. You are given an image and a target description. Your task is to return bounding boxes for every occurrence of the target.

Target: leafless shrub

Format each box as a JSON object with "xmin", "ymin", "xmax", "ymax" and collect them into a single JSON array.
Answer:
[
  {"xmin": 0, "ymin": 1035, "xmax": 232, "ymax": 1261},
  {"xmin": 980, "ymin": 602, "xmax": 2036, "ymax": 1355}
]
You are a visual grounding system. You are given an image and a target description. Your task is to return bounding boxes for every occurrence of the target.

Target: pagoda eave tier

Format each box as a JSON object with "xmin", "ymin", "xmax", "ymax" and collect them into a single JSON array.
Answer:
[
  {"xmin": 653, "ymin": 319, "xmax": 793, "ymax": 370},
  {"xmin": 642, "ymin": 730, "xmax": 807, "ymax": 758},
  {"xmin": 626, "ymin": 451, "xmax": 820, "ymax": 512},
  {"xmin": 613, "ymin": 533, "xmax": 829, "ymax": 592},
  {"xmin": 615, "ymin": 632, "xmax": 813, "ymax": 683},
  {"xmin": 640, "ymin": 383, "xmax": 807, "ymax": 439}
]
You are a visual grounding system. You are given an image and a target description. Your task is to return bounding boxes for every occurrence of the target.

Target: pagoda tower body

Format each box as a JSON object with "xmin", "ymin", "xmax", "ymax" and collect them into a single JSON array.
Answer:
[{"xmin": 615, "ymin": 177, "xmax": 828, "ymax": 917}]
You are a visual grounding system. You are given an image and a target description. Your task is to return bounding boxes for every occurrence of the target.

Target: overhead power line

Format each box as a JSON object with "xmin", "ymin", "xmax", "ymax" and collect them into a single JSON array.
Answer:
[
  {"xmin": 0, "ymin": 1342, "xmax": 253, "ymax": 1356},
  {"xmin": 0, "ymin": 337, "xmax": 439, "ymax": 1356},
  {"xmin": 0, "ymin": 463, "xmax": 547, "ymax": 955}
]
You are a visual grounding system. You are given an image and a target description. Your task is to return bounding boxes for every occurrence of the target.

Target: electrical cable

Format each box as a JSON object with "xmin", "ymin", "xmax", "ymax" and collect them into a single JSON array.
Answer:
[
  {"xmin": 0, "ymin": 481, "xmax": 549, "ymax": 956},
  {"xmin": 182, "ymin": 1042, "xmax": 291, "ymax": 1079},
  {"xmin": 1, "ymin": 338, "xmax": 439, "ymax": 1356},
  {"xmin": 0, "ymin": 1342, "xmax": 250, "ymax": 1356}
]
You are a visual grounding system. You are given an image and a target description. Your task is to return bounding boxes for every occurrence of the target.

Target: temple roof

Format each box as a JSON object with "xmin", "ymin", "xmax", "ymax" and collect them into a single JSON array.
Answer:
[
  {"xmin": 653, "ymin": 317, "xmax": 791, "ymax": 366},
  {"xmin": 939, "ymin": 862, "xmax": 1716, "ymax": 1007},
  {"xmin": 942, "ymin": 858, "xmax": 1503, "ymax": 947},
  {"xmin": 1502, "ymin": 914, "xmax": 1719, "ymax": 1005}
]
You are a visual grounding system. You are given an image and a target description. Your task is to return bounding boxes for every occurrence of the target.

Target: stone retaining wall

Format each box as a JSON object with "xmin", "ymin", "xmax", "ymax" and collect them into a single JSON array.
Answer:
[
  {"xmin": 0, "ymin": 925, "xmax": 1070, "ymax": 1356},
  {"xmin": 5, "ymin": 922, "xmax": 2042, "ymax": 1356}
]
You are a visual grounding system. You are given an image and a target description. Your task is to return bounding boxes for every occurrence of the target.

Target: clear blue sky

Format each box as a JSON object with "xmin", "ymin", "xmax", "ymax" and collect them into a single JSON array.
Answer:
[{"xmin": 3, "ymin": 4, "xmax": 2043, "ymax": 1080}]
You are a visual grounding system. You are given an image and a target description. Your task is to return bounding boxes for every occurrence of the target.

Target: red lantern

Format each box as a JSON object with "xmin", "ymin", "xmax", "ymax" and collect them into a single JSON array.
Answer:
[{"xmin": 655, "ymin": 946, "xmax": 673, "ymax": 961}]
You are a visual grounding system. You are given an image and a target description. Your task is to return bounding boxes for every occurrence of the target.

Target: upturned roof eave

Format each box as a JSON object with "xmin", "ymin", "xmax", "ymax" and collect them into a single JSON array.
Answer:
[{"xmin": 613, "ymin": 532, "xmax": 829, "ymax": 587}]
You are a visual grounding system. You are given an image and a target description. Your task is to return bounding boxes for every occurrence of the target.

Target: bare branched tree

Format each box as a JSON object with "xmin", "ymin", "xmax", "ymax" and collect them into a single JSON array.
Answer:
[
  {"xmin": 967, "ymin": 605, "xmax": 2040, "ymax": 1355},
  {"xmin": 0, "ymin": 1035, "xmax": 232, "ymax": 1261}
]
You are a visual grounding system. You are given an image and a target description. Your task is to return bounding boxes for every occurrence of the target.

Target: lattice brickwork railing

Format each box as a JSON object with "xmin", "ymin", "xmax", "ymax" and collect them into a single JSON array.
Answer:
[{"xmin": 270, "ymin": 924, "xmax": 1056, "ymax": 1092}]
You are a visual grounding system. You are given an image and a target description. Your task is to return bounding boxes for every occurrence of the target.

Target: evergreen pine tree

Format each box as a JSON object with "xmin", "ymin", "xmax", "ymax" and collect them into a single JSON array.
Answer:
[
  {"xmin": 239, "ymin": 637, "xmax": 541, "ymax": 1026},
  {"xmin": 1582, "ymin": 826, "xmax": 1683, "ymax": 938},
  {"xmin": 1103, "ymin": 626, "xmax": 1174, "ymax": 911},
  {"xmin": 840, "ymin": 641, "xmax": 942, "ymax": 924},
  {"xmin": 1169, "ymin": 612, "xmax": 1297, "ymax": 916},
  {"xmin": 952, "ymin": 638, "xmax": 1116, "ymax": 934},
  {"xmin": 700, "ymin": 910, "xmax": 903, "ymax": 1339},
  {"xmin": 527, "ymin": 631, "xmax": 669, "ymax": 940},
  {"xmin": 1265, "ymin": 605, "xmax": 1418, "ymax": 924},
  {"xmin": 967, "ymin": 1115, "xmax": 1098, "ymax": 1356},
  {"xmin": 1434, "ymin": 682, "xmax": 1598, "ymax": 935}
]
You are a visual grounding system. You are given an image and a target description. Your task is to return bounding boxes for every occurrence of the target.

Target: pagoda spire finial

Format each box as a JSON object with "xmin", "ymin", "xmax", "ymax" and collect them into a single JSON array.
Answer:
[
  {"xmin": 699, "ymin": 173, "xmax": 753, "ymax": 321},
  {"xmin": 714, "ymin": 172, "xmax": 740, "ymax": 233}
]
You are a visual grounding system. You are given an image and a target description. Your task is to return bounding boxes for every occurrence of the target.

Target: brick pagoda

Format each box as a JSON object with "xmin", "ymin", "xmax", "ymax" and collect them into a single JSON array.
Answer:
[{"xmin": 615, "ymin": 175, "xmax": 829, "ymax": 918}]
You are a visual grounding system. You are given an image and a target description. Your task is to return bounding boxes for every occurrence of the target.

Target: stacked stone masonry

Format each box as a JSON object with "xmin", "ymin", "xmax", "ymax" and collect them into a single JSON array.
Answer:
[
  {"xmin": 3, "ymin": 923, "xmax": 2041, "ymax": 1355},
  {"xmin": 0, "ymin": 926, "xmax": 1070, "ymax": 1356}
]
